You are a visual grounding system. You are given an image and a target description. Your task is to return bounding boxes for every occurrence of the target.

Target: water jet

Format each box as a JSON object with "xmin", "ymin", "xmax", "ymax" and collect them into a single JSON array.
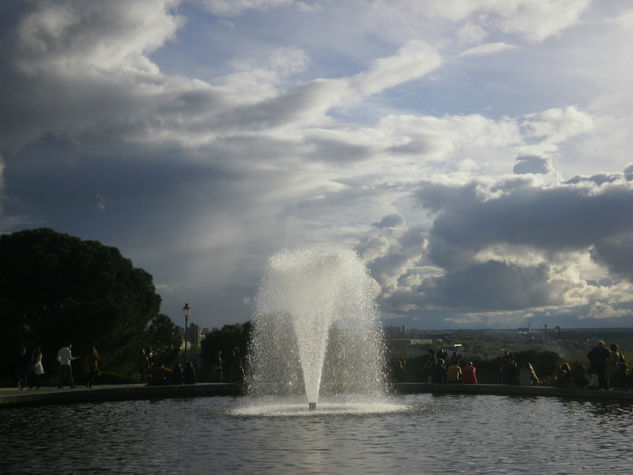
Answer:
[{"xmin": 246, "ymin": 249, "xmax": 388, "ymax": 414}]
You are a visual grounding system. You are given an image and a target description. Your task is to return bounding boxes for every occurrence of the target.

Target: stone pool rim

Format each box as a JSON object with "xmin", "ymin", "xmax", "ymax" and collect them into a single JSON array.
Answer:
[{"xmin": 2, "ymin": 382, "xmax": 633, "ymax": 408}]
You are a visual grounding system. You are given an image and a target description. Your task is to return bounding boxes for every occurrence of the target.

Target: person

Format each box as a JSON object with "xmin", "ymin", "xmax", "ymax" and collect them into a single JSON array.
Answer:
[
  {"xmin": 500, "ymin": 352, "xmax": 519, "ymax": 385},
  {"xmin": 605, "ymin": 343, "xmax": 621, "ymax": 389},
  {"xmin": 461, "ymin": 361, "xmax": 478, "ymax": 384},
  {"xmin": 519, "ymin": 362, "xmax": 539, "ymax": 386},
  {"xmin": 183, "ymin": 361, "xmax": 196, "ymax": 385},
  {"xmin": 556, "ymin": 362, "xmax": 572, "ymax": 387},
  {"xmin": 586, "ymin": 340, "xmax": 610, "ymax": 389},
  {"xmin": 170, "ymin": 362, "xmax": 184, "ymax": 385},
  {"xmin": 430, "ymin": 359, "xmax": 447, "ymax": 383},
  {"xmin": 57, "ymin": 344, "xmax": 78, "ymax": 389},
  {"xmin": 609, "ymin": 357, "xmax": 629, "ymax": 391},
  {"xmin": 570, "ymin": 362, "xmax": 589, "ymax": 388},
  {"xmin": 146, "ymin": 346, "xmax": 155, "ymax": 368},
  {"xmin": 230, "ymin": 347, "xmax": 245, "ymax": 383},
  {"xmin": 31, "ymin": 347, "xmax": 45, "ymax": 389},
  {"xmin": 83, "ymin": 346, "xmax": 101, "ymax": 388},
  {"xmin": 215, "ymin": 350, "xmax": 224, "ymax": 382},
  {"xmin": 446, "ymin": 361, "xmax": 462, "ymax": 383},
  {"xmin": 424, "ymin": 349, "xmax": 437, "ymax": 382},
  {"xmin": 149, "ymin": 365, "xmax": 168, "ymax": 385},
  {"xmin": 137, "ymin": 349, "xmax": 150, "ymax": 384},
  {"xmin": 17, "ymin": 347, "xmax": 29, "ymax": 390},
  {"xmin": 395, "ymin": 358, "xmax": 407, "ymax": 382}
]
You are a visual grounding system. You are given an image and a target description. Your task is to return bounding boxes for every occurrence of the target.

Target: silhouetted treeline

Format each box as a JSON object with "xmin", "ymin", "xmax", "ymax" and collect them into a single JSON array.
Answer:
[{"xmin": 0, "ymin": 228, "xmax": 180, "ymax": 382}]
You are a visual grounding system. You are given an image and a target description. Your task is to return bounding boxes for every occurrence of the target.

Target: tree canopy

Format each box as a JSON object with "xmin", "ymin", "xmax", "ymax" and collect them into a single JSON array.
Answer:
[
  {"xmin": 0, "ymin": 228, "xmax": 162, "ymax": 379},
  {"xmin": 146, "ymin": 313, "xmax": 183, "ymax": 367}
]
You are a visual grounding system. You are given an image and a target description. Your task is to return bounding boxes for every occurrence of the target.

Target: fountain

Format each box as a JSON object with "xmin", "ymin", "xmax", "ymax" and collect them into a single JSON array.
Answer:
[{"xmin": 245, "ymin": 249, "xmax": 388, "ymax": 413}]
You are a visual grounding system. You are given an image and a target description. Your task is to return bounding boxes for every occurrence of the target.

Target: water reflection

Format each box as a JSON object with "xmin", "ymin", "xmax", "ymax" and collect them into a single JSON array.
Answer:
[{"xmin": 2, "ymin": 394, "xmax": 633, "ymax": 473}]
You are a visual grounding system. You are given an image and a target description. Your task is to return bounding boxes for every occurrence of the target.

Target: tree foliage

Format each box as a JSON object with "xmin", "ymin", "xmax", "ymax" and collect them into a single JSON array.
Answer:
[
  {"xmin": 146, "ymin": 313, "xmax": 182, "ymax": 367},
  {"xmin": 200, "ymin": 322, "xmax": 251, "ymax": 380},
  {"xmin": 0, "ymin": 228, "xmax": 162, "ymax": 378}
]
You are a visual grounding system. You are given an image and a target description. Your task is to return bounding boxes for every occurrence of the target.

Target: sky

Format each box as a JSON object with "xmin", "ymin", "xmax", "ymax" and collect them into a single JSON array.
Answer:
[{"xmin": 2, "ymin": 0, "xmax": 633, "ymax": 330}]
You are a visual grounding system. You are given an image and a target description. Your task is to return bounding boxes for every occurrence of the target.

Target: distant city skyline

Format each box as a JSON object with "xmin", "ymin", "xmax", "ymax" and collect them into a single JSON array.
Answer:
[{"xmin": 2, "ymin": 1, "xmax": 633, "ymax": 330}]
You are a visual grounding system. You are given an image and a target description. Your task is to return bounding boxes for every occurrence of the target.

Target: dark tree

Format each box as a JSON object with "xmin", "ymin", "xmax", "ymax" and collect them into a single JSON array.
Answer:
[
  {"xmin": 0, "ymin": 228, "xmax": 161, "ymax": 379},
  {"xmin": 146, "ymin": 313, "xmax": 182, "ymax": 367},
  {"xmin": 200, "ymin": 322, "xmax": 251, "ymax": 381}
]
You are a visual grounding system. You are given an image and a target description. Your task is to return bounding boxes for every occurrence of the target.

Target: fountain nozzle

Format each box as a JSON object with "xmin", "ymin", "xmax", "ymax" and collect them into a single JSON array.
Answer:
[{"xmin": 308, "ymin": 402, "xmax": 316, "ymax": 410}]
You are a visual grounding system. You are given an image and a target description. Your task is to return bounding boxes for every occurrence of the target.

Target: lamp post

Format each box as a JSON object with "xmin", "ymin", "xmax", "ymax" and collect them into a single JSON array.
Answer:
[{"xmin": 183, "ymin": 303, "xmax": 191, "ymax": 363}]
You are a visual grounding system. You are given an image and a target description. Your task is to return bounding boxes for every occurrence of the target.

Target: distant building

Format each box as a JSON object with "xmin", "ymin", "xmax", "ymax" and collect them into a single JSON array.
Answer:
[
  {"xmin": 410, "ymin": 339, "xmax": 433, "ymax": 345},
  {"xmin": 186, "ymin": 322, "xmax": 202, "ymax": 346}
]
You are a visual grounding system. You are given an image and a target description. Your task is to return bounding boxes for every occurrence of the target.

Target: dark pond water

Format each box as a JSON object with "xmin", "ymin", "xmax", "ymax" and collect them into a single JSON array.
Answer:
[{"xmin": 2, "ymin": 393, "xmax": 632, "ymax": 474}]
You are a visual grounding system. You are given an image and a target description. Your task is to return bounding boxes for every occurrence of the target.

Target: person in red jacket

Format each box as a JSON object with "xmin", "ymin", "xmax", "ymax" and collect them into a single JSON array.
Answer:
[{"xmin": 462, "ymin": 361, "xmax": 478, "ymax": 384}]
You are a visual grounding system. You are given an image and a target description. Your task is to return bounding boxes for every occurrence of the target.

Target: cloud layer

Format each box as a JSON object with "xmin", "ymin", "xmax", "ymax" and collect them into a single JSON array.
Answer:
[{"xmin": 1, "ymin": 0, "xmax": 633, "ymax": 329}]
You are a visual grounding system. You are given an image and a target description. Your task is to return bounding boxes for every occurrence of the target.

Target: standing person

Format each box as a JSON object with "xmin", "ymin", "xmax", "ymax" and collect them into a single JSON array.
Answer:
[
  {"xmin": 430, "ymin": 359, "xmax": 447, "ymax": 383},
  {"xmin": 137, "ymin": 349, "xmax": 150, "ymax": 384},
  {"xmin": 31, "ymin": 347, "xmax": 45, "ymax": 389},
  {"xmin": 83, "ymin": 346, "xmax": 101, "ymax": 388},
  {"xmin": 170, "ymin": 362, "xmax": 184, "ymax": 385},
  {"xmin": 424, "ymin": 349, "xmax": 437, "ymax": 382},
  {"xmin": 146, "ymin": 346, "xmax": 154, "ymax": 369},
  {"xmin": 57, "ymin": 344, "xmax": 78, "ymax": 389},
  {"xmin": 183, "ymin": 361, "xmax": 196, "ymax": 384},
  {"xmin": 605, "ymin": 344, "xmax": 621, "ymax": 388},
  {"xmin": 231, "ymin": 347, "xmax": 245, "ymax": 383},
  {"xmin": 215, "ymin": 350, "xmax": 224, "ymax": 382},
  {"xmin": 587, "ymin": 340, "xmax": 610, "ymax": 389},
  {"xmin": 16, "ymin": 347, "xmax": 29, "ymax": 390},
  {"xmin": 500, "ymin": 352, "xmax": 520, "ymax": 385}
]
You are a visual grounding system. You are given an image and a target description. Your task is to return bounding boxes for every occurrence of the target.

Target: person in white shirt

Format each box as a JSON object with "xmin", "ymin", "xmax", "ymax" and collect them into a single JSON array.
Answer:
[
  {"xmin": 57, "ymin": 344, "xmax": 78, "ymax": 389},
  {"xmin": 31, "ymin": 347, "xmax": 44, "ymax": 389}
]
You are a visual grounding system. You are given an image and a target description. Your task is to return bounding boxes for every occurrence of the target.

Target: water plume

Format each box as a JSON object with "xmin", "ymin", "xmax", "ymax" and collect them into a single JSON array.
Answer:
[{"xmin": 248, "ymin": 249, "xmax": 387, "ymax": 409}]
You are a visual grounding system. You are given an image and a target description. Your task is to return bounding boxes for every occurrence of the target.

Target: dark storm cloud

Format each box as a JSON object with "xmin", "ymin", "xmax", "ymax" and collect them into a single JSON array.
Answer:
[
  {"xmin": 2, "ymin": 139, "xmax": 240, "ymax": 236},
  {"xmin": 365, "ymin": 172, "xmax": 633, "ymax": 317},
  {"xmin": 414, "ymin": 181, "xmax": 480, "ymax": 213},
  {"xmin": 591, "ymin": 233, "xmax": 633, "ymax": 282},
  {"xmin": 423, "ymin": 261, "xmax": 564, "ymax": 311},
  {"xmin": 421, "ymin": 181, "xmax": 633, "ymax": 270}
]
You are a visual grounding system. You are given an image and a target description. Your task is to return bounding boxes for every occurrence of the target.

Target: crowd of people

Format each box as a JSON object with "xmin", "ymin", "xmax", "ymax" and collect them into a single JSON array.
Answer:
[
  {"xmin": 135, "ymin": 347, "xmax": 199, "ymax": 386},
  {"xmin": 395, "ymin": 339, "xmax": 632, "ymax": 392},
  {"xmin": 135, "ymin": 345, "xmax": 245, "ymax": 386},
  {"xmin": 15, "ymin": 344, "xmax": 101, "ymax": 390},
  {"xmin": 16, "ymin": 339, "xmax": 631, "ymax": 392},
  {"xmin": 422, "ymin": 349, "xmax": 482, "ymax": 384},
  {"xmin": 556, "ymin": 340, "xmax": 631, "ymax": 390}
]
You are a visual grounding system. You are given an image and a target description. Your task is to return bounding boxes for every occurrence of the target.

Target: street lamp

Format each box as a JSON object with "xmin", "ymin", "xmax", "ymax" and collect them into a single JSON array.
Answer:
[{"xmin": 183, "ymin": 303, "xmax": 191, "ymax": 363}]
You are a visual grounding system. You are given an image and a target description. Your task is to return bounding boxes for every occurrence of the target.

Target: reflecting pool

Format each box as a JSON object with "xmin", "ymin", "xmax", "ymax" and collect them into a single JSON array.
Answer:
[{"xmin": 2, "ymin": 393, "xmax": 632, "ymax": 473}]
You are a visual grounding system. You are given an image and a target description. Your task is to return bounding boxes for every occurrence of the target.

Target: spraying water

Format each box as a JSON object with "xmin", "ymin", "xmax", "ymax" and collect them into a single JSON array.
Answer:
[{"xmin": 247, "ymin": 249, "xmax": 387, "ymax": 410}]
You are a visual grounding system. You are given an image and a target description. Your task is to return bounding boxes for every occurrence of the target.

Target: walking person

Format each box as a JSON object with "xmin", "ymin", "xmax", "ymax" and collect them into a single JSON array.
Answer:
[
  {"xmin": 83, "ymin": 346, "xmax": 101, "ymax": 388},
  {"xmin": 31, "ymin": 347, "xmax": 45, "ymax": 389},
  {"xmin": 57, "ymin": 344, "xmax": 78, "ymax": 389},
  {"xmin": 16, "ymin": 347, "xmax": 29, "ymax": 390},
  {"xmin": 137, "ymin": 349, "xmax": 150, "ymax": 384}
]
